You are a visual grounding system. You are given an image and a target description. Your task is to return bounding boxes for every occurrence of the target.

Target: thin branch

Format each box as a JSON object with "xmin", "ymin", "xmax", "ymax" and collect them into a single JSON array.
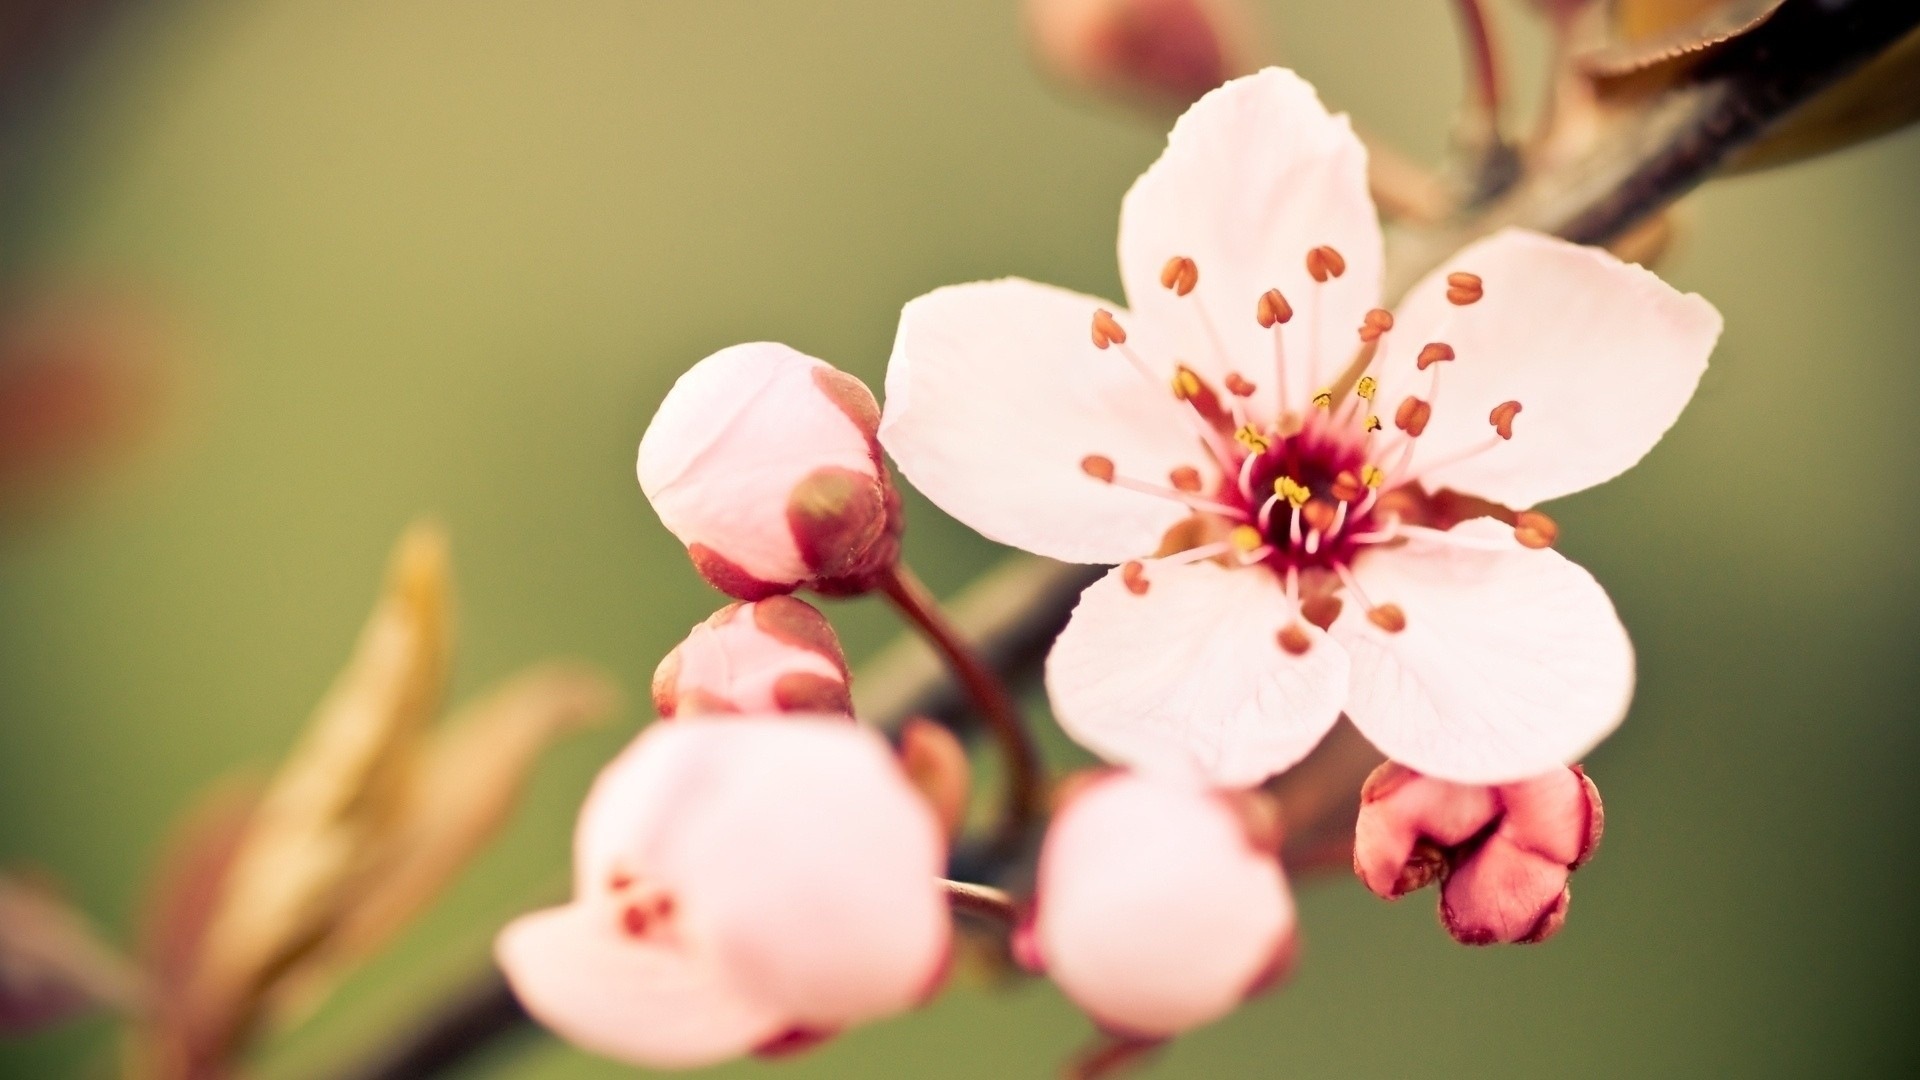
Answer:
[
  {"xmin": 878, "ymin": 561, "xmax": 1047, "ymax": 859},
  {"xmin": 943, "ymin": 879, "xmax": 1018, "ymax": 928}
]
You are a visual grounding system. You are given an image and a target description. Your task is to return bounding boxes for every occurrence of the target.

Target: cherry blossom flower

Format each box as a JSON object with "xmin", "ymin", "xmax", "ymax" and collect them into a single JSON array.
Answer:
[
  {"xmin": 639, "ymin": 342, "xmax": 901, "ymax": 601},
  {"xmin": 496, "ymin": 718, "xmax": 949, "ymax": 1068},
  {"xmin": 1018, "ymin": 770, "xmax": 1294, "ymax": 1038},
  {"xmin": 652, "ymin": 596, "xmax": 852, "ymax": 717},
  {"xmin": 881, "ymin": 67, "xmax": 1721, "ymax": 786},
  {"xmin": 1353, "ymin": 761, "xmax": 1602, "ymax": 944}
]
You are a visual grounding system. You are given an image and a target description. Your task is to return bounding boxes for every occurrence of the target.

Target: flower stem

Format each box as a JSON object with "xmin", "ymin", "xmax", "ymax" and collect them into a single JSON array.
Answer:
[
  {"xmin": 943, "ymin": 878, "xmax": 1017, "ymax": 927},
  {"xmin": 878, "ymin": 561, "xmax": 1043, "ymax": 858}
]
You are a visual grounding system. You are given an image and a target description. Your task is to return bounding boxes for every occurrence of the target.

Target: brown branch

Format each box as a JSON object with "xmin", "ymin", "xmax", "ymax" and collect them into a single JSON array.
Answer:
[{"xmin": 319, "ymin": 5, "xmax": 1918, "ymax": 1076}]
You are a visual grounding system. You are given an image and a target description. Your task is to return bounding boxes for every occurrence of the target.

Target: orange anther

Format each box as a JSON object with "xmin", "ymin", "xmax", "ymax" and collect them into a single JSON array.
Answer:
[
  {"xmin": 1514, "ymin": 510, "xmax": 1559, "ymax": 549},
  {"xmin": 1490, "ymin": 400, "xmax": 1523, "ymax": 440},
  {"xmin": 1257, "ymin": 288, "xmax": 1294, "ymax": 327},
  {"xmin": 1359, "ymin": 308, "xmax": 1395, "ymax": 343},
  {"xmin": 1306, "ymin": 245, "xmax": 1347, "ymax": 283},
  {"xmin": 1394, "ymin": 395, "xmax": 1432, "ymax": 436},
  {"xmin": 1277, "ymin": 624, "xmax": 1313, "ymax": 656},
  {"xmin": 1367, "ymin": 603, "xmax": 1407, "ymax": 633},
  {"xmin": 1416, "ymin": 342, "xmax": 1455, "ymax": 371},
  {"xmin": 1224, "ymin": 372, "xmax": 1256, "ymax": 397},
  {"xmin": 1080, "ymin": 454, "xmax": 1116, "ymax": 482},
  {"xmin": 1160, "ymin": 256, "xmax": 1199, "ymax": 296},
  {"xmin": 1445, "ymin": 271, "xmax": 1484, "ymax": 305},
  {"xmin": 1301, "ymin": 594, "xmax": 1343, "ymax": 631},
  {"xmin": 1091, "ymin": 309, "xmax": 1127, "ymax": 349},
  {"xmin": 1302, "ymin": 500, "xmax": 1336, "ymax": 534},
  {"xmin": 1169, "ymin": 465, "xmax": 1202, "ymax": 492},
  {"xmin": 1121, "ymin": 560, "xmax": 1150, "ymax": 595},
  {"xmin": 1330, "ymin": 470, "xmax": 1365, "ymax": 503}
]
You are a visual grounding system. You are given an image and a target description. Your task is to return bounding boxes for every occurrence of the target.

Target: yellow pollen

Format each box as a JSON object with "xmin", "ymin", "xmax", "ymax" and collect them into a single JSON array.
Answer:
[
  {"xmin": 1171, "ymin": 367, "xmax": 1203, "ymax": 400},
  {"xmin": 1230, "ymin": 525, "xmax": 1263, "ymax": 552},
  {"xmin": 1235, "ymin": 425, "xmax": 1271, "ymax": 453},
  {"xmin": 1356, "ymin": 376, "xmax": 1378, "ymax": 400},
  {"xmin": 1274, "ymin": 476, "xmax": 1310, "ymax": 508},
  {"xmin": 1363, "ymin": 414, "xmax": 1382, "ymax": 433},
  {"xmin": 1312, "ymin": 390, "xmax": 1333, "ymax": 410},
  {"xmin": 1361, "ymin": 464, "xmax": 1385, "ymax": 488}
]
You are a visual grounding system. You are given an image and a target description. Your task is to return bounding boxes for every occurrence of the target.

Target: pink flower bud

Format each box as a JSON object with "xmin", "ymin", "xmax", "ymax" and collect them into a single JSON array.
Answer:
[
  {"xmin": 638, "ymin": 343, "xmax": 901, "ymax": 600},
  {"xmin": 1353, "ymin": 762, "xmax": 1603, "ymax": 945},
  {"xmin": 652, "ymin": 597, "xmax": 851, "ymax": 718},
  {"xmin": 1024, "ymin": 0, "xmax": 1258, "ymax": 109},
  {"xmin": 1027, "ymin": 771, "xmax": 1295, "ymax": 1038},
  {"xmin": 496, "ymin": 718, "xmax": 950, "ymax": 1068}
]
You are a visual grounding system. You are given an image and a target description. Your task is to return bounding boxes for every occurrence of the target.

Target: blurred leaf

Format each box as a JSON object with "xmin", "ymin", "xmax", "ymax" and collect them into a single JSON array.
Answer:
[
  {"xmin": 1728, "ymin": 25, "xmax": 1920, "ymax": 171},
  {"xmin": 125, "ymin": 778, "xmax": 259, "ymax": 1080},
  {"xmin": 184, "ymin": 523, "xmax": 452, "ymax": 1062},
  {"xmin": 278, "ymin": 662, "xmax": 619, "ymax": 1011},
  {"xmin": 1, "ymin": 872, "xmax": 144, "ymax": 1034}
]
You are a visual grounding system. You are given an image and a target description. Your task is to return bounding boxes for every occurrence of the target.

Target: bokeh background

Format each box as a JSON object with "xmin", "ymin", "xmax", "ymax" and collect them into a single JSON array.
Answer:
[{"xmin": 3, "ymin": 1, "xmax": 1917, "ymax": 1077}]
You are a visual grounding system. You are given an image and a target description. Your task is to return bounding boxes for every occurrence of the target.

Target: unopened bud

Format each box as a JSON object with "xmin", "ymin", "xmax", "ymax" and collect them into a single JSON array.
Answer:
[
  {"xmin": 1024, "ymin": 0, "xmax": 1258, "ymax": 109},
  {"xmin": 639, "ymin": 343, "xmax": 900, "ymax": 599},
  {"xmin": 1353, "ymin": 762, "xmax": 1604, "ymax": 946},
  {"xmin": 653, "ymin": 596, "xmax": 852, "ymax": 718}
]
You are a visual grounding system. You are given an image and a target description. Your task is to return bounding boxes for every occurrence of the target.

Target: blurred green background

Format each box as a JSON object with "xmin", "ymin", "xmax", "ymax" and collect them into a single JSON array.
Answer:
[{"xmin": 3, "ymin": 1, "xmax": 1917, "ymax": 1077}]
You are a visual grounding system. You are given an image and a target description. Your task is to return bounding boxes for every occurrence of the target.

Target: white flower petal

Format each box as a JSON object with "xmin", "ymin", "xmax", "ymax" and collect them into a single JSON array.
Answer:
[
  {"xmin": 1380, "ymin": 228, "xmax": 1722, "ymax": 508},
  {"xmin": 1045, "ymin": 559, "xmax": 1349, "ymax": 786},
  {"xmin": 882, "ymin": 278, "xmax": 1213, "ymax": 564},
  {"xmin": 1118, "ymin": 68, "xmax": 1383, "ymax": 415},
  {"xmin": 1332, "ymin": 521, "xmax": 1635, "ymax": 784}
]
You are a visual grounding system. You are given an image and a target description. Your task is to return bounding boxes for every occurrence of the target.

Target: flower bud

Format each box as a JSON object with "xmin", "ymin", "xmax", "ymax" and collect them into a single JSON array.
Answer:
[
  {"xmin": 1025, "ymin": 771, "xmax": 1294, "ymax": 1038},
  {"xmin": 638, "ymin": 343, "xmax": 901, "ymax": 600},
  {"xmin": 652, "ymin": 597, "xmax": 851, "ymax": 718},
  {"xmin": 496, "ymin": 718, "xmax": 950, "ymax": 1069},
  {"xmin": 1353, "ymin": 762, "xmax": 1602, "ymax": 945},
  {"xmin": 1024, "ymin": 0, "xmax": 1259, "ymax": 110}
]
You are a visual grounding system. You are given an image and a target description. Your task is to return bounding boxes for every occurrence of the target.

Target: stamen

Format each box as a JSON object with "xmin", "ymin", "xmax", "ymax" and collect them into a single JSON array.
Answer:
[
  {"xmin": 1085, "ymin": 459, "xmax": 1244, "ymax": 516},
  {"xmin": 1312, "ymin": 390, "xmax": 1333, "ymax": 410},
  {"xmin": 1235, "ymin": 424, "xmax": 1271, "ymax": 454},
  {"xmin": 1161, "ymin": 539, "xmax": 1233, "ymax": 566},
  {"xmin": 1122, "ymin": 560, "xmax": 1150, "ymax": 595},
  {"xmin": 1490, "ymin": 400, "xmax": 1523, "ymax": 440},
  {"xmin": 1514, "ymin": 510, "xmax": 1559, "ymax": 549},
  {"xmin": 1416, "ymin": 342, "xmax": 1455, "ymax": 371},
  {"xmin": 1160, "ymin": 256, "xmax": 1199, "ymax": 296},
  {"xmin": 1275, "ymin": 476, "xmax": 1310, "ymax": 509},
  {"xmin": 1330, "ymin": 470, "xmax": 1366, "ymax": 504},
  {"xmin": 1445, "ymin": 271, "xmax": 1485, "ymax": 306},
  {"xmin": 1236, "ymin": 452, "xmax": 1260, "ymax": 499},
  {"xmin": 1302, "ymin": 500, "xmax": 1335, "ymax": 534},
  {"xmin": 1090, "ymin": 309, "xmax": 1127, "ymax": 349},
  {"xmin": 1356, "ymin": 376, "xmax": 1378, "ymax": 401},
  {"xmin": 1224, "ymin": 373, "xmax": 1256, "ymax": 397},
  {"xmin": 1361, "ymin": 464, "xmax": 1385, "ymax": 488},
  {"xmin": 1363, "ymin": 414, "xmax": 1383, "ymax": 433},
  {"xmin": 1306, "ymin": 246, "xmax": 1347, "ymax": 283},
  {"xmin": 1080, "ymin": 455, "xmax": 1115, "ymax": 482},
  {"xmin": 1394, "ymin": 395, "xmax": 1432, "ymax": 436},
  {"xmin": 1276, "ymin": 624, "xmax": 1313, "ymax": 656},
  {"xmin": 1169, "ymin": 465, "xmax": 1202, "ymax": 493},
  {"xmin": 1258, "ymin": 288, "xmax": 1294, "ymax": 417},
  {"xmin": 1358, "ymin": 308, "xmax": 1394, "ymax": 343},
  {"xmin": 1367, "ymin": 603, "xmax": 1409, "ymax": 632},
  {"xmin": 1301, "ymin": 593, "xmax": 1343, "ymax": 630},
  {"xmin": 1230, "ymin": 525, "xmax": 1264, "ymax": 555},
  {"xmin": 1395, "ymin": 435, "xmax": 1503, "ymax": 488}
]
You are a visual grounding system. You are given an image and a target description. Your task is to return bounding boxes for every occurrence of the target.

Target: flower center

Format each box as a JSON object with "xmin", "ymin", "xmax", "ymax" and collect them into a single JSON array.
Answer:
[{"xmin": 1079, "ymin": 247, "xmax": 1556, "ymax": 644}]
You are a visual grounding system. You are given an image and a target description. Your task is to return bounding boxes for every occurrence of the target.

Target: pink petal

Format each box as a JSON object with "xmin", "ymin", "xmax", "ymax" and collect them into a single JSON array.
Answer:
[
  {"xmin": 881, "ymin": 279, "xmax": 1211, "ymax": 564},
  {"xmin": 1332, "ymin": 520, "xmax": 1634, "ymax": 784},
  {"xmin": 1381, "ymin": 229, "xmax": 1722, "ymax": 508},
  {"xmin": 1044, "ymin": 559, "xmax": 1349, "ymax": 786},
  {"xmin": 1034, "ymin": 772, "xmax": 1294, "ymax": 1038},
  {"xmin": 644, "ymin": 719, "xmax": 950, "ymax": 1030},
  {"xmin": 1352, "ymin": 767, "xmax": 1499, "ymax": 899},
  {"xmin": 496, "ymin": 901, "xmax": 785, "ymax": 1069},
  {"xmin": 638, "ymin": 343, "xmax": 885, "ymax": 589},
  {"xmin": 653, "ymin": 597, "xmax": 851, "ymax": 717},
  {"xmin": 1495, "ymin": 766, "xmax": 1595, "ymax": 866},
  {"xmin": 1118, "ymin": 68, "xmax": 1382, "ymax": 415},
  {"xmin": 1439, "ymin": 833, "xmax": 1572, "ymax": 945}
]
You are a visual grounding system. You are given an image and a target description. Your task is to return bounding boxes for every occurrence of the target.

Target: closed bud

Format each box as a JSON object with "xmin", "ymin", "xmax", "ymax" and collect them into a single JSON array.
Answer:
[
  {"xmin": 638, "ymin": 343, "xmax": 901, "ymax": 600},
  {"xmin": 1024, "ymin": 0, "xmax": 1260, "ymax": 110},
  {"xmin": 1353, "ymin": 762, "xmax": 1603, "ymax": 946},
  {"xmin": 1029, "ymin": 771, "xmax": 1295, "ymax": 1037},
  {"xmin": 652, "ymin": 597, "xmax": 852, "ymax": 718}
]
